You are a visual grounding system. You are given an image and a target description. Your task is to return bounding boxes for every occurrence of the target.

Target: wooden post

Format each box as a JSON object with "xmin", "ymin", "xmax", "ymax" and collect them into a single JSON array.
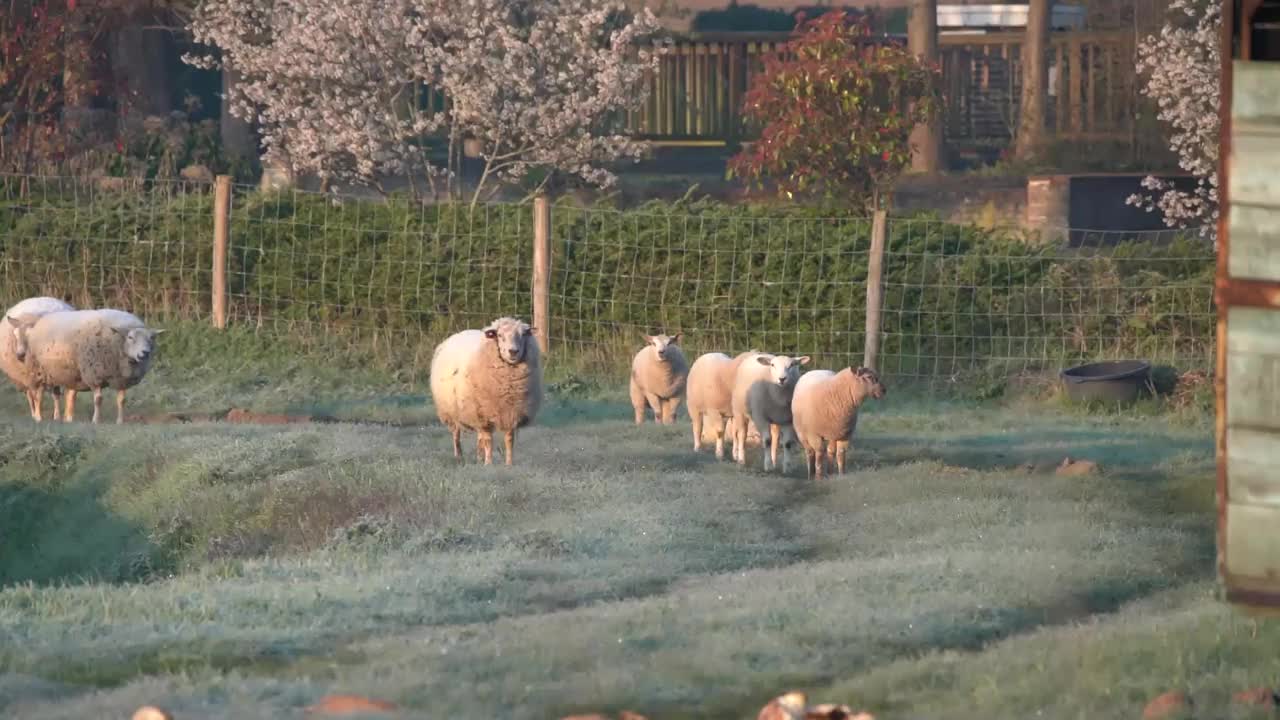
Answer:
[
  {"xmin": 863, "ymin": 210, "xmax": 889, "ymax": 371},
  {"xmin": 212, "ymin": 175, "xmax": 231, "ymax": 330},
  {"xmin": 532, "ymin": 194, "xmax": 551, "ymax": 354},
  {"xmin": 907, "ymin": 0, "xmax": 941, "ymax": 172},
  {"xmin": 1015, "ymin": 0, "xmax": 1051, "ymax": 159}
]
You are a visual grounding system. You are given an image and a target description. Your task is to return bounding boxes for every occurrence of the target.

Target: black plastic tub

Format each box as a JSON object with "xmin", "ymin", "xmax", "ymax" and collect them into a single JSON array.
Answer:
[{"xmin": 1059, "ymin": 360, "xmax": 1152, "ymax": 405}]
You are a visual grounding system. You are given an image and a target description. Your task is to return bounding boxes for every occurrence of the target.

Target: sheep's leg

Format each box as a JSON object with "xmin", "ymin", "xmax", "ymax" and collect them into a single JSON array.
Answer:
[
  {"xmin": 645, "ymin": 393, "xmax": 662, "ymax": 424},
  {"xmin": 835, "ymin": 439, "xmax": 848, "ymax": 474},
  {"xmin": 629, "ymin": 377, "xmax": 646, "ymax": 424},
  {"xmin": 691, "ymin": 409, "xmax": 704, "ymax": 452},
  {"xmin": 24, "ymin": 388, "xmax": 36, "ymax": 419},
  {"xmin": 477, "ymin": 430, "xmax": 494, "ymax": 465},
  {"xmin": 91, "ymin": 388, "xmax": 103, "ymax": 425},
  {"xmin": 30, "ymin": 388, "xmax": 43, "ymax": 423},
  {"xmin": 661, "ymin": 396, "xmax": 681, "ymax": 425},
  {"xmin": 804, "ymin": 446, "xmax": 815, "ymax": 481},
  {"xmin": 64, "ymin": 389, "xmax": 76, "ymax": 423},
  {"xmin": 450, "ymin": 425, "xmax": 463, "ymax": 459},
  {"xmin": 731, "ymin": 415, "xmax": 747, "ymax": 465},
  {"xmin": 767, "ymin": 423, "xmax": 781, "ymax": 472},
  {"xmin": 782, "ymin": 438, "xmax": 791, "ymax": 475},
  {"xmin": 715, "ymin": 415, "xmax": 730, "ymax": 460},
  {"xmin": 503, "ymin": 429, "xmax": 516, "ymax": 467},
  {"xmin": 51, "ymin": 388, "xmax": 62, "ymax": 421},
  {"xmin": 115, "ymin": 389, "xmax": 127, "ymax": 425},
  {"xmin": 814, "ymin": 441, "xmax": 828, "ymax": 481}
]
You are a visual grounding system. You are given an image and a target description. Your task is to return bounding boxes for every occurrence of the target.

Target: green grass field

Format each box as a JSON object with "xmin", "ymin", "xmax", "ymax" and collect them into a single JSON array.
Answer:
[{"xmin": 0, "ymin": 326, "xmax": 1275, "ymax": 720}]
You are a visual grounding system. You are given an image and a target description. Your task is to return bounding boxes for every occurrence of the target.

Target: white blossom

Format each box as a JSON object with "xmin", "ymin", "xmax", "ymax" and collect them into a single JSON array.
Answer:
[
  {"xmin": 186, "ymin": 0, "xmax": 665, "ymax": 204},
  {"xmin": 1127, "ymin": 0, "xmax": 1219, "ymax": 241}
]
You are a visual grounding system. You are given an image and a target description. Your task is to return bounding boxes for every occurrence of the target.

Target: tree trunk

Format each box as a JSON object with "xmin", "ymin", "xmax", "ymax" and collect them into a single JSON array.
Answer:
[
  {"xmin": 220, "ymin": 68, "xmax": 255, "ymax": 162},
  {"xmin": 1016, "ymin": 0, "xmax": 1052, "ymax": 160},
  {"xmin": 61, "ymin": 8, "xmax": 94, "ymax": 140},
  {"xmin": 907, "ymin": 0, "xmax": 941, "ymax": 173}
]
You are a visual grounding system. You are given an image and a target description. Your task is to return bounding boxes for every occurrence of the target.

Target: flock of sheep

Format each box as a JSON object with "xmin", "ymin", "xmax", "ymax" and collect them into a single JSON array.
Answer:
[
  {"xmin": 430, "ymin": 315, "xmax": 885, "ymax": 480},
  {"xmin": 1, "ymin": 296, "xmax": 165, "ymax": 425},
  {"xmin": 2, "ymin": 301, "xmax": 884, "ymax": 479}
]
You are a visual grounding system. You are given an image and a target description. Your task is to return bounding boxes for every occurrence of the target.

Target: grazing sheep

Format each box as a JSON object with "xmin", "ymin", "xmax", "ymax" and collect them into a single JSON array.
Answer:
[
  {"xmin": 2, "ymin": 297, "xmax": 74, "ymax": 421},
  {"xmin": 729, "ymin": 353, "xmax": 810, "ymax": 471},
  {"xmin": 6, "ymin": 308, "xmax": 165, "ymax": 424},
  {"xmin": 790, "ymin": 366, "xmax": 886, "ymax": 480},
  {"xmin": 686, "ymin": 349, "xmax": 759, "ymax": 459},
  {"xmin": 628, "ymin": 333, "xmax": 688, "ymax": 425},
  {"xmin": 429, "ymin": 316, "xmax": 543, "ymax": 466}
]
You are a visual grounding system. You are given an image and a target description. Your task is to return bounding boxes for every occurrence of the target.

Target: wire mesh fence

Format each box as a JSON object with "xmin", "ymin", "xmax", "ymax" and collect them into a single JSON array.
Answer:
[{"xmin": 0, "ymin": 174, "xmax": 1216, "ymax": 395}]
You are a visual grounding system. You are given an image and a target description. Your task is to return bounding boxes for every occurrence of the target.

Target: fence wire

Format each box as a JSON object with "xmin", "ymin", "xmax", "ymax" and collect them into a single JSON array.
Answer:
[{"xmin": 0, "ymin": 175, "xmax": 1215, "ymax": 394}]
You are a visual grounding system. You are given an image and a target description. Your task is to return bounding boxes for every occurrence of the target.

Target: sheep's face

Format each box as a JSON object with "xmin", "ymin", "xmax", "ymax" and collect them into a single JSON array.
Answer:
[
  {"xmin": 850, "ymin": 366, "xmax": 886, "ymax": 399},
  {"xmin": 4, "ymin": 314, "xmax": 38, "ymax": 362},
  {"xmin": 755, "ymin": 353, "xmax": 810, "ymax": 388},
  {"xmin": 485, "ymin": 317, "xmax": 535, "ymax": 365},
  {"xmin": 645, "ymin": 333, "xmax": 682, "ymax": 361},
  {"xmin": 113, "ymin": 326, "xmax": 166, "ymax": 364}
]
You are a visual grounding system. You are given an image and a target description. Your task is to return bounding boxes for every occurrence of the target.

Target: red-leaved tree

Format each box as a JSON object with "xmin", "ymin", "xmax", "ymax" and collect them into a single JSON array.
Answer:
[
  {"xmin": 0, "ymin": 0, "xmax": 74, "ymax": 172},
  {"xmin": 728, "ymin": 11, "xmax": 941, "ymax": 211}
]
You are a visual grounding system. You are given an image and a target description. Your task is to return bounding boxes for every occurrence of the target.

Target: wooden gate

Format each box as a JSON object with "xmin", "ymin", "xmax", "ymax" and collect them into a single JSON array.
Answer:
[{"xmin": 1216, "ymin": 0, "xmax": 1280, "ymax": 613}]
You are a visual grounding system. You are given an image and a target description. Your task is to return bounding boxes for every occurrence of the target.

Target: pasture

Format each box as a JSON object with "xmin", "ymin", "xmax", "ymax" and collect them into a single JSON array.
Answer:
[{"xmin": 1, "ymin": 324, "xmax": 1276, "ymax": 720}]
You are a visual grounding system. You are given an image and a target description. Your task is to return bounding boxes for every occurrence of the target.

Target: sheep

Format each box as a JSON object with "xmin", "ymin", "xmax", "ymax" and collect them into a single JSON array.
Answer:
[
  {"xmin": 729, "ymin": 353, "xmax": 810, "ymax": 471},
  {"xmin": 2, "ymin": 297, "xmax": 75, "ymax": 421},
  {"xmin": 790, "ymin": 366, "xmax": 886, "ymax": 480},
  {"xmin": 686, "ymin": 349, "xmax": 760, "ymax": 459},
  {"xmin": 429, "ymin": 316, "xmax": 543, "ymax": 466},
  {"xmin": 6, "ymin": 308, "xmax": 165, "ymax": 424},
  {"xmin": 628, "ymin": 333, "xmax": 688, "ymax": 425}
]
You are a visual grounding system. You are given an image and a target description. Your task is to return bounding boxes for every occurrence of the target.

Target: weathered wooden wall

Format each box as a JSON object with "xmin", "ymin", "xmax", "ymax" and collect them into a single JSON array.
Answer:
[{"xmin": 1218, "ymin": 59, "xmax": 1280, "ymax": 612}]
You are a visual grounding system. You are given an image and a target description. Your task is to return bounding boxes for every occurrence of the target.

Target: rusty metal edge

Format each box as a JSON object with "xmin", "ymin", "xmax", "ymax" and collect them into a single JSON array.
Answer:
[
  {"xmin": 1215, "ymin": 0, "xmax": 1234, "ymax": 599},
  {"xmin": 1215, "ymin": 277, "xmax": 1280, "ymax": 308}
]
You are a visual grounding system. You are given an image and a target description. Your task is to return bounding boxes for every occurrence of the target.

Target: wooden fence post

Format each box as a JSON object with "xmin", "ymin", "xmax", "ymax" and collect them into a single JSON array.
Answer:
[
  {"xmin": 863, "ymin": 210, "xmax": 889, "ymax": 371},
  {"xmin": 532, "ymin": 194, "xmax": 551, "ymax": 354},
  {"xmin": 212, "ymin": 175, "xmax": 231, "ymax": 330}
]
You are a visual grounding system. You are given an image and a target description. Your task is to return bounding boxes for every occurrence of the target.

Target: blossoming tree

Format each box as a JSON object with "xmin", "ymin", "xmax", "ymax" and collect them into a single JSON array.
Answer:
[
  {"xmin": 1127, "ymin": 0, "xmax": 1220, "ymax": 238},
  {"xmin": 187, "ymin": 0, "xmax": 664, "ymax": 205},
  {"xmin": 727, "ymin": 11, "xmax": 941, "ymax": 212}
]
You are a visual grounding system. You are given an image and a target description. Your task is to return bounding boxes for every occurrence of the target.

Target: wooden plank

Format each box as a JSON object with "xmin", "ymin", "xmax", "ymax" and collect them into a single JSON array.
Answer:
[
  {"xmin": 1226, "ymin": 307, "xmax": 1280, "ymax": 430},
  {"xmin": 1225, "ymin": 426, "xmax": 1280, "ymax": 506},
  {"xmin": 1232, "ymin": 61, "xmax": 1280, "ymax": 120},
  {"xmin": 1228, "ymin": 204, "xmax": 1280, "ymax": 280},
  {"xmin": 1218, "ymin": 276, "xmax": 1280, "ymax": 308},
  {"xmin": 1224, "ymin": 502, "xmax": 1280, "ymax": 583},
  {"xmin": 1228, "ymin": 123, "xmax": 1280, "ymax": 207}
]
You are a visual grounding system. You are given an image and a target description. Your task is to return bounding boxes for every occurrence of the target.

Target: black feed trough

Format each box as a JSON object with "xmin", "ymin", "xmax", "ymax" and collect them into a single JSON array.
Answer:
[{"xmin": 1059, "ymin": 360, "xmax": 1152, "ymax": 405}]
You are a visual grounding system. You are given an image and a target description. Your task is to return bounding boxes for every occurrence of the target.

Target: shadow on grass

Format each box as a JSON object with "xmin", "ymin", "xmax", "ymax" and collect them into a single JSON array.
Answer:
[{"xmin": 0, "ymin": 434, "xmax": 163, "ymax": 587}]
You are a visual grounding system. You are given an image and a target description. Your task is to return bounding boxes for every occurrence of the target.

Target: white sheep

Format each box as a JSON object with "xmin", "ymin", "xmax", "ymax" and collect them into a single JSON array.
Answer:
[
  {"xmin": 685, "ymin": 349, "xmax": 760, "ymax": 459},
  {"xmin": 790, "ymin": 366, "xmax": 886, "ymax": 480},
  {"xmin": 629, "ymin": 333, "xmax": 688, "ymax": 425},
  {"xmin": 429, "ymin": 316, "xmax": 543, "ymax": 466},
  {"xmin": 6, "ymin": 308, "xmax": 165, "ymax": 424},
  {"xmin": 2, "ymin": 297, "xmax": 75, "ymax": 421},
  {"xmin": 729, "ymin": 353, "xmax": 810, "ymax": 471}
]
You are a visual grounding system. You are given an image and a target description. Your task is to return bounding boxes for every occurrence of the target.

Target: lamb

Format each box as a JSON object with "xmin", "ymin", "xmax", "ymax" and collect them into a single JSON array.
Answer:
[
  {"xmin": 790, "ymin": 366, "xmax": 886, "ymax": 480},
  {"xmin": 429, "ymin": 316, "xmax": 543, "ymax": 466},
  {"xmin": 628, "ymin": 332, "xmax": 688, "ymax": 425},
  {"xmin": 729, "ymin": 353, "xmax": 810, "ymax": 471},
  {"xmin": 2, "ymin": 297, "xmax": 75, "ymax": 421},
  {"xmin": 686, "ymin": 349, "xmax": 759, "ymax": 459},
  {"xmin": 6, "ymin": 308, "xmax": 165, "ymax": 424}
]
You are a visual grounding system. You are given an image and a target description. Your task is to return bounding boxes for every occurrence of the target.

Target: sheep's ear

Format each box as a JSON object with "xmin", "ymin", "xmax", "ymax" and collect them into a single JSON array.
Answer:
[
  {"xmin": 644, "ymin": 334, "xmax": 656, "ymax": 345},
  {"xmin": 109, "ymin": 326, "xmax": 129, "ymax": 338},
  {"xmin": 6, "ymin": 314, "xmax": 37, "ymax": 330},
  {"xmin": 670, "ymin": 332, "xmax": 682, "ymax": 345},
  {"xmin": 484, "ymin": 328, "xmax": 498, "ymax": 339},
  {"xmin": 756, "ymin": 355, "xmax": 772, "ymax": 366},
  {"xmin": 523, "ymin": 326, "xmax": 535, "ymax": 337},
  {"xmin": 797, "ymin": 355, "xmax": 811, "ymax": 366},
  {"xmin": 151, "ymin": 328, "xmax": 167, "ymax": 336}
]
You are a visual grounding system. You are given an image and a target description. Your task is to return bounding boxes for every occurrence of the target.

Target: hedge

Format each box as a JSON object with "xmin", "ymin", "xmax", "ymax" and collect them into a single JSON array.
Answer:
[{"xmin": 0, "ymin": 180, "xmax": 1216, "ymax": 380}]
